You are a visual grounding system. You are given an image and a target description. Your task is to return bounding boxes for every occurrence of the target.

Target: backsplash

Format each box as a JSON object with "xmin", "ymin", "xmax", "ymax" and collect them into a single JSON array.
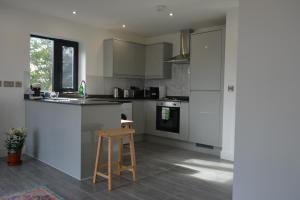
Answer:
[
  {"xmin": 145, "ymin": 64, "xmax": 190, "ymax": 96},
  {"xmin": 87, "ymin": 64, "xmax": 190, "ymax": 96},
  {"xmin": 87, "ymin": 75, "xmax": 144, "ymax": 95}
]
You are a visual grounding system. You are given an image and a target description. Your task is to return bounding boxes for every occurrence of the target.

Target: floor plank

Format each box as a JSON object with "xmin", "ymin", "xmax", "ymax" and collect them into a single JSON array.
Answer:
[{"xmin": 0, "ymin": 142, "xmax": 233, "ymax": 200}]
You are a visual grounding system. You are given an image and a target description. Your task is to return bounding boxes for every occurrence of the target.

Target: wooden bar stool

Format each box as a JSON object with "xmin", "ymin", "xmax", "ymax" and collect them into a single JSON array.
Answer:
[{"xmin": 93, "ymin": 128, "xmax": 137, "ymax": 191}]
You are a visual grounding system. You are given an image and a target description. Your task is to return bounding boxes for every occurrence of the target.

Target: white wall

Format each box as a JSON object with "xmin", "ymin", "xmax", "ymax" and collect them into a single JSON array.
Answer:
[
  {"xmin": 234, "ymin": 0, "xmax": 300, "ymax": 199},
  {"xmin": 146, "ymin": 32, "xmax": 181, "ymax": 57},
  {"xmin": 221, "ymin": 8, "xmax": 239, "ymax": 161},
  {"xmin": 0, "ymin": 4, "xmax": 145, "ymax": 157}
]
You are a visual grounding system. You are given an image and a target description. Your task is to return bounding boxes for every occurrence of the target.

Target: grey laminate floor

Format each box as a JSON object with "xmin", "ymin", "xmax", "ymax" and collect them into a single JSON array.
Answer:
[{"xmin": 0, "ymin": 142, "xmax": 233, "ymax": 200}]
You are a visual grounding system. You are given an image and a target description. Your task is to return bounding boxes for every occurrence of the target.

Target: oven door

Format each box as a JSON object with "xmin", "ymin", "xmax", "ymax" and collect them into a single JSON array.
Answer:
[{"xmin": 156, "ymin": 103, "xmax": 180, "ymax": 133}]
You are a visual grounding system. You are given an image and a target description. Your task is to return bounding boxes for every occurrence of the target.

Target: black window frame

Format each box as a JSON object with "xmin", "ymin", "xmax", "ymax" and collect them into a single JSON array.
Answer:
[{"xmin": 30, "ymin": 35, "xmax": 79, "ymax": 92}]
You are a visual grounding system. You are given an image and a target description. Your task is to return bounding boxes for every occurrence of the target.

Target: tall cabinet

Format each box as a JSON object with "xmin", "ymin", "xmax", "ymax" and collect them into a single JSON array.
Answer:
[{"xmin": 189, "ymin": 29, "xmax": 224, "ymax": 147}]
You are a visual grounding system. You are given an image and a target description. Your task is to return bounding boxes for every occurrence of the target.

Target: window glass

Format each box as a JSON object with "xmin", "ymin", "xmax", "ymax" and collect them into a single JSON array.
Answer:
[
  {"xmin": 62, "ymin": 46, "xmax": 74, "ymax": 89},
  {"xmin": 29, "ymin": 35, "xmax": 78, "ymax": 92},
  {"xmin": 30, "ymin": 37, "xmax": 54, "ymax": 91}
]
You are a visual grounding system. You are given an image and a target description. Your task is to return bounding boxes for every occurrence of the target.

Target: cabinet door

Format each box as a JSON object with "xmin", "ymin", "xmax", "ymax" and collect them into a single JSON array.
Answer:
[
  {"xmin": 132, "ymin": 101, "xmax": 145, "ymax": 135},
  {"xmin": 145, "ymin": 44, "xmax": 163, "ymax": 78},
  {"xmin": 133, "ymin": 44, "xmax": 145, "ymax": 77},
  {"xmin": 189, "ymin": 91, "xmax": 221, "ymax": 147},
  {"xmin": 113, "ymin": 40, "xmax": 134, "ymax": 76},
  {"xmin": 144, "ymin": 101, "xmax": 156, "ymax": 134},
  {"xmin": 191, "ymin": 31, "xmax": 222, "ymax": 90}
]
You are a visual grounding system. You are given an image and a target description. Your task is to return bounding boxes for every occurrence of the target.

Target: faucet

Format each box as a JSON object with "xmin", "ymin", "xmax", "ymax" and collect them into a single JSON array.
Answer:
[{"xmin": 79, "ymin": 80, "xmax": 87, "ymax": 99}]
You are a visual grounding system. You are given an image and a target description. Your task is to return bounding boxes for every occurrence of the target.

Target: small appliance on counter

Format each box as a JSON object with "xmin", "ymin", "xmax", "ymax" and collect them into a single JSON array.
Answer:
[
  {"xmin": 128, "ymin": 88, "xmax": 135, "ymax": 98},
  {"xmin": 113, "ymin": 87, "xmax": 123, "ymax": 98},
  {"xmin": 144, "ymin": 87, "xmax": 150, "ymax": 98},
  {"xmin": 29, "ymin": 83, "xmax": 43, "ymax": 100},
  {"xmin": 149, "ymin": 87, "xmax": 159, "ymax": 99},
  {"xmin": 129, "ymin": 86, "xmax": 144, "ymax": 99},
  {"xmin": 123, "ymin": 89, "xmax": 130, "ymax": 98}
]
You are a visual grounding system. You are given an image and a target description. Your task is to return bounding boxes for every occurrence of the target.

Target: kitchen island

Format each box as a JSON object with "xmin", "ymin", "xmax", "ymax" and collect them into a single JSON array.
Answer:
[{"xmin": 25, "ymin": 99, "xmax": 123, "ymax": 180}]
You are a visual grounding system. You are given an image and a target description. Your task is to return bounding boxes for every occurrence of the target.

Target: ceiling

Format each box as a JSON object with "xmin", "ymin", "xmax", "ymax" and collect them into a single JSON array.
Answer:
[{"xmin": 0, "ymin": 0, "xmax": 238, "ymax": 37}]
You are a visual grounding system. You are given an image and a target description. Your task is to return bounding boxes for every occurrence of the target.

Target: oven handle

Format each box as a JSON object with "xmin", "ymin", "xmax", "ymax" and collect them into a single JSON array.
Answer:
[{"xmin": 156, "ymin": 101, "xmax": 180, "ymax": 107}]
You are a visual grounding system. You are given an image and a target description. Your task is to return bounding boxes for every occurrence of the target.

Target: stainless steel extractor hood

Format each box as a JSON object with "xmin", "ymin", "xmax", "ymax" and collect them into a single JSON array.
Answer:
[{"xmin": 165, "ymin": 29, "xmax": 194, "ymax": 64}]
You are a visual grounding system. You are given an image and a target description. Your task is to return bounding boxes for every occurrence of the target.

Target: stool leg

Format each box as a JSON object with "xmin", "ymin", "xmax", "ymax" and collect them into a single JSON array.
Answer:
[
  {"xmin": 129, "ymin": 133, "xmax": 137, "ymax": 182},
  {"xmin": 93, "ymin": 136, "xmax": 103, "ymax": 183},
  {"xmin": 117, "ymin": 138, "xmax": 123, "ymax": 176},
  {"xmin": 108, "ymin": 137, "xmax": 113, "ymax": 191}
]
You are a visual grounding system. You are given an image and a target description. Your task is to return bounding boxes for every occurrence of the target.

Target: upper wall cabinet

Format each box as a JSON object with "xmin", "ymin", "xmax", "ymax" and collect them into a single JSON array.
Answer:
[
  {"xmin": 103, "ymin": 39, "xmax": 145, "ymax": 78},
  {"xmin": 145, "ymin": 43, "xmax": 173, "ymax": 79},
  {"xmin": 190, "ymin": 30, "xmax": 223, "ymax": 90}
]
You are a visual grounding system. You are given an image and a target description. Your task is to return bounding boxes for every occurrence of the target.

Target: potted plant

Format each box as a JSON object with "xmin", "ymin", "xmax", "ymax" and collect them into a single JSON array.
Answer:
[{"xmin": 5, "ymin": 128, "xmax": 26, "ymax": 166}]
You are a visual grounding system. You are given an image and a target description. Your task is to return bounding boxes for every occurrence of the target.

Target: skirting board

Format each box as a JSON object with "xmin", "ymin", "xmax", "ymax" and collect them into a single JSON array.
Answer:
[
  {"xmin": 0, "ymin": 148, "xmax": 6, "ymax": 158},
  {"xmin": 144, "ymin": 134, "xmax": 221, "ymax": 157},
  {"xmin": 134, "ymin": 134, "xmax": 144, "ymax": 142},
  {"xmin": 221, "ymin": 150, "xmax": 234, "ymax": 161}
]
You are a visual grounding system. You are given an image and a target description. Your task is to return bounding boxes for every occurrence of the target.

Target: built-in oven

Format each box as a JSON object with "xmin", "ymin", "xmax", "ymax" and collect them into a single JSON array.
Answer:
[{"xmin": 156, "ymin": 101, "xmax": 180, "ymax": 133}]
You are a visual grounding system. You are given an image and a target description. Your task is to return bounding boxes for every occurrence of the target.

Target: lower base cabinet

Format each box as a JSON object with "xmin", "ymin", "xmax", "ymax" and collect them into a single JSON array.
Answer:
[
  {"xmin": 132, "ymin": 101, "xmax": 145, "ymax": 135},
  {"xmin": 189, "ymin": 91, "xmax": 222, "ymax": 147},
  {"xmin": 144, "ymin": 101, "xmax": 156, "ymax": 134}
]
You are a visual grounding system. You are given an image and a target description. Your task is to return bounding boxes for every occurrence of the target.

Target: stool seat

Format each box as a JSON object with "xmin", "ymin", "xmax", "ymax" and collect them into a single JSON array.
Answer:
[
  {"xmin": 99, "ymin": 128, "xmax": 135, "ymax": 138},
  {"xmin": 93, "ymin": 127, "xmax": 137, "ymax": 191},
  {"xmin": 121, "ymin": 119, "xmax": 133, "ymax": 124},
  {"xmin": 121, "ymin": 120, "xmax": 134, "ymax": 128}
]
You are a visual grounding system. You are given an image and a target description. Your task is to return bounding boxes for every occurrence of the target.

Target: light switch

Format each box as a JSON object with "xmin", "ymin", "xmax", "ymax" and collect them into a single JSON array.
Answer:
[
  {"xmin": 228, "ymin": 85, "xmax": 234, "ymax": 92},
  {"xmin": 0, "ymin": 81, "xmax": 2, "ymax": 87}
]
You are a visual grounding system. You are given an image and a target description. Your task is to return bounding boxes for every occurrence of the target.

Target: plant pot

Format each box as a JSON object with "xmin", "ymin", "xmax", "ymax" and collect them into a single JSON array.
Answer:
[{"xmin": 7, "ymin": 151, "xmax": 22, "ymax": 166}]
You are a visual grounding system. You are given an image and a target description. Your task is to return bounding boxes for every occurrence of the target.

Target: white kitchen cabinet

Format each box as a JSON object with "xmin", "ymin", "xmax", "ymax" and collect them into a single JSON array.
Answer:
[
  {"xmin": 132, "ymin": 101, "xmax": 145, "ymax": 135},
  {"xmin": 190, "ymin": 30, "xmax": 223, "ymax": 90},
  {"xmin": 144, "ymin": 100, "xmax": 157, "ymax": 134},
  {"xmin": 121, "ymin": 102, "xmax": 132, "ymax": 120},
  {"xmin": 189, "ymin": 28, "xmax": 224, "ymax": 147},
  {"xmin": 189, "ymin": 91, "xmax": 222, "ymax": 147},
  {"xmin": 145, "ymin": 43, "xmax": 172, "ymax": 79},
  {"xmin": 134, "ymin": 43, "xmax": 146, "ymax": 77},
  {"xmin": 103, "ymin": 39, "xmax": 145, "ymax": 78}
]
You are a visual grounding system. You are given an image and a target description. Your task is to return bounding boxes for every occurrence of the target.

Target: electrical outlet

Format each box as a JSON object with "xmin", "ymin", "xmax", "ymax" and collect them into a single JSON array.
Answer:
[
  {"xmin": 4, "ymin": 81, "xmax": 14, "ymax": 87},
  {"xmin": 0, "ymin": 81, "xmax": 2, "ymax": 87},
  {"xmin": 15, "ymin": 81, "xmax": 22, "ymax": 88}
]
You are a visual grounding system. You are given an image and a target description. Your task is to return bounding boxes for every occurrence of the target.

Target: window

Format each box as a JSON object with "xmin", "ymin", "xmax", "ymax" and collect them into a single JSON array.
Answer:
[{"xmin": 30, "ymin": 35, "xmax": 78, "ymax": 92}]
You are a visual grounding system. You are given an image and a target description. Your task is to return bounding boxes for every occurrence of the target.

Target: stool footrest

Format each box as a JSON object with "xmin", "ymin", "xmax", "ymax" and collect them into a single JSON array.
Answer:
[
  {"xmin": 120, "ymin": 165, "xmax": 133, "ymax": 172},
  {"xmin": 96, "ymin": 172, "xmax": 108, "ymax": 179}
]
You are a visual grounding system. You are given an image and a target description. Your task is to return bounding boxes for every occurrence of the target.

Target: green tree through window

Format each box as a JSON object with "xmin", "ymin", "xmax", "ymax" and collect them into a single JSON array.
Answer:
[{"xmin": 30, "ymin": 37, "xmax": 54, "ymax": 91}]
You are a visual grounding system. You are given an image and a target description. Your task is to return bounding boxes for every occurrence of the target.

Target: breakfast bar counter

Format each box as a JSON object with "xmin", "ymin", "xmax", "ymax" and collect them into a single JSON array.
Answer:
[{"xmin": 25, "ymin": 99, "xmax": 123, "ymax": 180}]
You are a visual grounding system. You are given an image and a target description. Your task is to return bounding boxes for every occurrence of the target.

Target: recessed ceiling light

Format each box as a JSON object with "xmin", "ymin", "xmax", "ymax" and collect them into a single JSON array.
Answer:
[
  {"xmin": 122, "ymin": 24, "xmax": 126, "ymax": 28},
  {"xmin": 72, "ymin": 11, "xmax": 78, "ymax": 15},
  {"xmin": 169, "ymin": 12, "xmax": 173, "ymax": 16}
]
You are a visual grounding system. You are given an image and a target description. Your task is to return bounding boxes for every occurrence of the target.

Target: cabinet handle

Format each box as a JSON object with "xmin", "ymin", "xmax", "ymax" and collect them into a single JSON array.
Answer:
[{"xmin": 228, "ymin": 85, "xmax": 234, "ymax": 92}]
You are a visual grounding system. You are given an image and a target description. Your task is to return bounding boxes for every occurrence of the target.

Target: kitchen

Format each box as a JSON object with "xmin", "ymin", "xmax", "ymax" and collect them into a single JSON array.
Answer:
[{"xmin": 0, "ymin": 0, "xmax": 238, "ymax": 199}]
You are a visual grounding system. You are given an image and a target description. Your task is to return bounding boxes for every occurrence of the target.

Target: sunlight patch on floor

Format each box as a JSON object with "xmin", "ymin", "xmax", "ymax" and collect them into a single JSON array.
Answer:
[
  {"xmin": 174, "ymin": 158, "xmax": 233, "ymax": 183},
  {"xmin": 183, "ymin": 159, "xmax": 233, "ymax": 170}
]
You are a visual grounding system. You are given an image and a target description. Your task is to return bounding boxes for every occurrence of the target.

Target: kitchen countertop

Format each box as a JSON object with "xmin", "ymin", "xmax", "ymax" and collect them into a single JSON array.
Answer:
[
  {"xmin": 25, "ymin": 95, "xmax": 189, "ymax": 104},
  {"xmin": 80, "ymin": 97, "xmax": 189, "ymax": 103},
  {"xmin": 25, "ymin": 98, "xmax": 123, "ymax": 106},
  {"xmin": 61, "ymin": 94, "xmax": 190, "ymax": 102}
]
